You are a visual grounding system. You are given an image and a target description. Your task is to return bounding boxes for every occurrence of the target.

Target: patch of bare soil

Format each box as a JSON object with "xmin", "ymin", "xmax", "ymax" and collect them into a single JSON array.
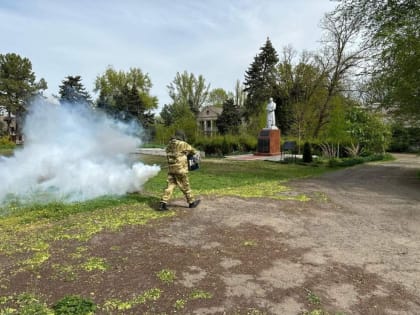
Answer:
[{"xmin": 1, "ymin": 154, "xmax": 420, "ymax": 314}]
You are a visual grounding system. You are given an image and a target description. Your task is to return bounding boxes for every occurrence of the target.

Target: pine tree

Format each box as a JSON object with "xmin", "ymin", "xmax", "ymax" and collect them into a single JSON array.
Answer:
[
  {"xmin": 59, "ymin": 75, "xmax": 92, "ymax": 105},
  {"xmin": 216, "ymin": 98, "xmax": 242, "ymax": 135},
  {"xmin": 243, "ymin": 38, "xmax": 279, "ymax": 119},
  {"xmin": 113, "ymin": 85, "xmax": 154, "ymax": 127}
]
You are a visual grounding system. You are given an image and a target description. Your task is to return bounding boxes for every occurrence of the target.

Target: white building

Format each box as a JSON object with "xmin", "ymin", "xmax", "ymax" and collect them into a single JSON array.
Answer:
[{"xmin": 197, "ymin": 106, "xmax": 222, "ymax": 136}]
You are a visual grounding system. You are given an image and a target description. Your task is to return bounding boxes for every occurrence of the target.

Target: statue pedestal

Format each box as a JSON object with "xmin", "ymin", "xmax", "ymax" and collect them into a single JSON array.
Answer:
[{"xmin": 255, "ymin": 128, "xmax": 281, "ymax": 156}]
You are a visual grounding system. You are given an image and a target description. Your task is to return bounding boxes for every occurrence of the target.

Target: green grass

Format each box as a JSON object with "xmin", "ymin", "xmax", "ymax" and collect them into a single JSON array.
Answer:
[
  {"xmin": 0, "ymin": 154, "xmax": 370, "ymax": 265},
  {"xmin": 0, "ymin": 148, "xmax": 14, "ymax": 156},
  {"xmin": 0, "ymin": 194, "xmax": 172, "ymax": 262},
  {"xmin": 0, "ymin": 156, "xmax": 369, "ymax": 313},
  {"xmin": 140, "ymin": 155, "xmax": 335, "ymax": 200},
  {"xmin": 0, "ymin": 156, "xmax": 336, "ymax": 275},
  {"xmin": 156, "ymin": 269, "xmax": 176, "ymax": 283}
]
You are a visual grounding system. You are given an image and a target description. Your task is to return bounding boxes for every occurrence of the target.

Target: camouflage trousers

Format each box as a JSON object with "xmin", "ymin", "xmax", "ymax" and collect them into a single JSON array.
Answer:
[{"xmin": 161, "ymin": 173, "xmax": 195, "ymax": 204}]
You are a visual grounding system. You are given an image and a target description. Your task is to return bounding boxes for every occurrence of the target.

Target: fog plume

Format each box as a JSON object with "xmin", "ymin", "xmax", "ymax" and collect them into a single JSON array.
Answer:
[{"xmin": 0, "ymin": 99, "xmax": 160, "ymax": 204}]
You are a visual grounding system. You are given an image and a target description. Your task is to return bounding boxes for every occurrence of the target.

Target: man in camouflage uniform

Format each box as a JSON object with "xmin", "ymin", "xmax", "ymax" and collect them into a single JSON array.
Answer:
[{"xmin": 158, "ymin": 130, "xmax": 201, "ymax": 211}]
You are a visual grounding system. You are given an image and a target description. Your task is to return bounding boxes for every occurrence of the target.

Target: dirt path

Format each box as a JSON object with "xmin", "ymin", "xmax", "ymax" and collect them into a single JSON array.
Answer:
[
  {"xmin": 3, "ymin": 154, "xmax": 420, "ymax": 314},
  {"xmin": 153, "ymin": 153, "xmax": 420, "ymax": 314}
]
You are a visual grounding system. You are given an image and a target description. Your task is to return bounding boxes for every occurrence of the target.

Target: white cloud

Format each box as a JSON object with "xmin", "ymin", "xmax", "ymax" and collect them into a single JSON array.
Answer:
[{"xmin": 0, "ymin": 0, "xmax": 337, "ymax": 108}]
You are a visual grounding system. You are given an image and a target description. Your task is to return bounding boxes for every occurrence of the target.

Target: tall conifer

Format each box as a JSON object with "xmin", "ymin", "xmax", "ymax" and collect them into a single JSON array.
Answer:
[{"xmin": 243, "ymin": 38, "xmax": 279, "ymax": 119}]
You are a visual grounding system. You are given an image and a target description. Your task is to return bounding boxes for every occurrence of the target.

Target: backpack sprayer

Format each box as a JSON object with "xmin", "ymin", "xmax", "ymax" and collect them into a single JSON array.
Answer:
[{"xmin": 187, "ymin": 153, "xmax": 200, "ymax": 171}]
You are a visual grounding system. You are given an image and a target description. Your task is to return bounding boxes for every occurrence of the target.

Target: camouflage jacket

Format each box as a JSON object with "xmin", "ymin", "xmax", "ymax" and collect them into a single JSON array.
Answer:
[{"xmin": 166, "ymin": 138, "xmax": 197, "ymax": 174}]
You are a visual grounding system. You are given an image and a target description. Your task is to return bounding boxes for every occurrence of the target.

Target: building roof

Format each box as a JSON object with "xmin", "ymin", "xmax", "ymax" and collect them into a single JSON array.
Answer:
[{"xmin": 197, "ymin": 106, "xmax": 222, "ymax": 120}]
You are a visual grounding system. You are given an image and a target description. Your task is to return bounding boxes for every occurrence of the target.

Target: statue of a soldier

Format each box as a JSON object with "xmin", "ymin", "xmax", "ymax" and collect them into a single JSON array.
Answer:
[{"xmin": 266, "ymin": 98, "xmax": 277, "ymax": 129}]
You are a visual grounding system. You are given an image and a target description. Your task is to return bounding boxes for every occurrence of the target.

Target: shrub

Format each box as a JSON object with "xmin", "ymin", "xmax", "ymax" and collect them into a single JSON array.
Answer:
[
  {"xmin": 221, "ymin": 137, "xmax": 231, "ymax": 155},
  {"xmin": 0, "ymin": 136, "xmax": 15, "ymax": 149},
  {"xmin": 389, "ymin": 125, "xmax": 420, "ymax": 153},
  {"xmin": 302, "ymin": 142, "xmax": 313, "ymax": 163},
  {"xmin": 53, "ymin": 295, "xmax": 96, "ymax": 315},
  {"xmin": 327, "ymin": 153, "xmax": 393, "ymax": 168},
  {"xmin": 194, "ymin": 134, "xmax": 257, "ymax": 156}
]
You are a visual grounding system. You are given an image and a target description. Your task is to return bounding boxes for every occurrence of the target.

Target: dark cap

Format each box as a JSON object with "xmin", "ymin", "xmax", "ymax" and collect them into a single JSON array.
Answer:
[{"xmin": 174, "ymin": 130, "xmax": 186, "ymax": 141}]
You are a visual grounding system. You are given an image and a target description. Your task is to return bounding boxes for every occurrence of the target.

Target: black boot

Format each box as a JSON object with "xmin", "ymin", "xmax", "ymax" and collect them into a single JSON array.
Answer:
[
  {"xmin": 189, "ymin": 199, "xmax": 201, "ymax": 208},
  {"xmin": 158, "ymin": 202, "xmax": 169, "ymax": 211}
]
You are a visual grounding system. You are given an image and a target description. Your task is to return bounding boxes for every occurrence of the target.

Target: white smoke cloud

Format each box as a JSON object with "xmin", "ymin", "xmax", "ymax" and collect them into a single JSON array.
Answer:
[{"xmin": 0, "ymin": 99, "xmax": 160, "ymax": 204}]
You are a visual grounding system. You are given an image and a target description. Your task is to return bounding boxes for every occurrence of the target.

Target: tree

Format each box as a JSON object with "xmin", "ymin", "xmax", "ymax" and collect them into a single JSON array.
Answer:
[
  {"xmin": 159, "ymin": 104, "xmax": 175, "ymax": 127},
  {"xmin": 274, "ymin": 47, "xmax": 328, "ymax": 139},
  {"xmin": 167, "ymin": 71, "xmax": 210, "ymax": 116},
  {"xmin": 155, "ymin": 103, "xmax": 196, "ymax": 144},
  {"xmin": 243, "ymin": 37, "xmax": 279, "ymax": 122},
  {"xmin": 345, "ymin": 105, "xmax": 391, "ymax": 154},
  {"xmin": 233, "ymin": 79, "xmax": 247, "ymax": 108},
  {"xmin": 207, "ymin": 88, "xmax": 229, "ymax": 108},
  {"xmin": 319, "ymin": 96, "xmax": 352, "ymax": 157},
  {"xmin": 216, "ymin": 98, "xmax": 242, "ymax": 135},
  {"xmin": 94, "ymin": 66, "xmax": 158, "ymax": 125},
  {"xmin": 311, "ymin": 10, "xmax": 366, "ymax": 138},
  {"xmin": 275, "ymin": 47, "xmax": 311, "ymax": 136},
  {"xmin": 59, "ymin": 75, "xmax": 92, "ymax": 105},
  {"xmin": 0, "ymin": 53, "xmax": 47, "ymax": 137},
  {"xmin": 114, "ymin": 85, "xmax": 154, "ymax": 127},
  {"xmin": 337, "ymin": 0, "xmax": 420, "ymax": 120}
]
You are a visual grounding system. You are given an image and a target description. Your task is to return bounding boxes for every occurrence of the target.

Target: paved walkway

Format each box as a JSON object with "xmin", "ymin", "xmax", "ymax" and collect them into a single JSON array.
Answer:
[
  {"xmin": 224, "ymin": 153, "xmax": 301, "ymax": 161},
  {"xmin": 137, "ymin": 148, "xmax": 301, "ymax": 162}
]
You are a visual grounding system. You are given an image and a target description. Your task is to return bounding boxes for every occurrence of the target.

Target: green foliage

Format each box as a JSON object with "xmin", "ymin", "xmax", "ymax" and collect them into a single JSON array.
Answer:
[
  {"xmin": 155, "ymin": 109, "xmax": 198, "ymax": 145},
  {"xmin": 327, "ymin": 154, "xmax": 394, "ymax": 167},
  {"xmin": 0, "ymin": 53, "xmax": 47, "ymax": 134},
  {"xmin": 0, "ymin": 136, "xmax": 15, "ymax": 149},
  {"xmin": 0, "ymin": 293, "xmax": 54, "ymax": 315},
  {"xmin": 0, "ymin": 119, "xmax": 6, "ymax": 137},
  {"xmin": 320, "ymin": 97, "xmax": 352, "ymax": 145},
  {"xmin": 94, "ymin": 66, "xmax": 157, "ymax": 127},
  {"xmin": 167, "ymin": 71, "xmax": 210, "ymax": 116},
  {"xmin": 95, "ymin": 66, "xmax": 157, "ymax": 110},
  {"xmin": 82, "ymin": 257, "xmax": 109, "ymax": 272},
  {"xmin": 173, "ymin": 299, "xmax": 186, "ymax": 310},
  {"xmin": 0, "ymin": 194, "xmax": 150, "ymax": 222},
  {"xmin": 243, "ymin": 240, "xmax": 257, "ymax": 247},
  {"xmin": 194, "ymin": 134, "xmax": 257, "ymax": 156},
  {"xmin": 344, "ymin": 106, "xmax": 391, "ymax": 154},
  {"xmin": 233, "ymin": 79, "xmax": 247, "ymax": 107},
  {"xmin": 207, "ymin": 88, "xmax": 229, "ymax": 108},
  {"xmin": 305, "ymin": 288, "xmax": 321, "ymax": 305},
  {"xmin": 389, "ymin": 124, "xmax": 420, "ymax": 153},
  {"xmin": 189, "ymin": 289, "xmax": 213, "ymax": 300},
  {"xmin": 216, "ymin": 98, "xmax": 242, "ymax": 135},
  {"xmin": 0, "ymin": 195, "xmax": 173, "ymax": 262},
  {"xmin": 244, "ymin": 38, "xmax": 279, "ymax": 119},
  {"xmin": 302, "ymin": 142, "xmax": 313, "ymax": 163},
  {"xmin": 52, "ymin": 295, "xmax": 96, "ymax": 315},
  {"xmin": 113, "ymin": 84, "xmax": 154, "ymax": 127},
  {"xmin": 156, "ymin": 269, "xmax": 176, "ymax": 283},
  {"xmin": 157, "ymin": 72, "xmax": 210, "ymax": 144},
  {"xmin": 338, "ymin": 0, "xmax": 420, "ymax": 120},
  {"xmin": 58, "ymin": 76, "xmax": 92, "ymax": 106},
  {"xmin": 101, "ymin": 288, "xmax": 162, "ymax": 312},
  {"xmin": 141, "ymin": 154, "xmax": 331, "ymax": 202},
  {"xmin": 275, "ymin": 49, "xmax": 327, "ymax": 136}
]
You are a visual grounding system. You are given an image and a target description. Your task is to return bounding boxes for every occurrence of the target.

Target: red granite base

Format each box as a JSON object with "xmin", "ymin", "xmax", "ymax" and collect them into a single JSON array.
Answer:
[{"xmin": 254, "ymin": 128, "xmax": 281, "ymax": 156}]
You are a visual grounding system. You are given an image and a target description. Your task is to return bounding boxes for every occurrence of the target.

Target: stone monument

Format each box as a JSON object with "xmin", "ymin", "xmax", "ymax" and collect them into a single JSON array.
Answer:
[{"xmin": 255, "ymin": 98, "xmax": 281, "ymax": 156}]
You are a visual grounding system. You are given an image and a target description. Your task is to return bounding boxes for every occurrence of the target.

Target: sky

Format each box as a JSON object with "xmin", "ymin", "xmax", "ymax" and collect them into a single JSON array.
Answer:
[{"xmin": 0, "ymin": 0, "xmax": 338, "ymax": 110}]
